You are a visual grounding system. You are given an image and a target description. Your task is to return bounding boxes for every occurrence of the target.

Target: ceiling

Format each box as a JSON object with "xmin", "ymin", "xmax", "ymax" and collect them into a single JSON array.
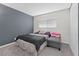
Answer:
[{"xmin": 2, "ymin": 3, "xmax": 71, "ymax": 16}]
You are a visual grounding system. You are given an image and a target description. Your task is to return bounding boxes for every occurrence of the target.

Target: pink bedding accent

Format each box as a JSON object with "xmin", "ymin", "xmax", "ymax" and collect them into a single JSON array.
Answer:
[{"xmin": 51, "ymin": 32, "xmax": 61, "ymax": 37}]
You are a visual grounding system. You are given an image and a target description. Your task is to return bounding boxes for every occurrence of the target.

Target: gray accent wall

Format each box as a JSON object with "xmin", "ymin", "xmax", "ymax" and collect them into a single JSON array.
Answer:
[{"xmin": 0, "ymin": 4, "xmax": 33, "ymax": 46}]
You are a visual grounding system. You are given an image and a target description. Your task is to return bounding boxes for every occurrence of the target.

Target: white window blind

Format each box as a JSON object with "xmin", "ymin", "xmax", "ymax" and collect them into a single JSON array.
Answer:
[{"xmin": 39, "ymin": 19, "xmax": 56, "ymax": 28}]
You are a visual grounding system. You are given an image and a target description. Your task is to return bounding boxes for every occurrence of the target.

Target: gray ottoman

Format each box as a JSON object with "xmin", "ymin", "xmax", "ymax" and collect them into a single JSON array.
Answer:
[{"xmin": 47, "ymin": 37, "xmax": 61, "ymax": 51}]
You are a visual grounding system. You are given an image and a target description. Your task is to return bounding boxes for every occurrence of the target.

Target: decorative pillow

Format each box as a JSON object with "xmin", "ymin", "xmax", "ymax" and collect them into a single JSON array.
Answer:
[
  {"xmin": 34, "ymin": 31, "xmax": 40, "ymax": 34},
  {"xmin": 44, "ymin": 32, "xmax": 51, "ymax": 37}
]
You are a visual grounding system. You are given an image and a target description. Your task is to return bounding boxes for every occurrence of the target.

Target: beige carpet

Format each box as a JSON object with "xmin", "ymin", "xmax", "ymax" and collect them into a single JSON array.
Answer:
[{"xmin": 0, "ymin": 42, "xmax": 73, "ymax": 56}]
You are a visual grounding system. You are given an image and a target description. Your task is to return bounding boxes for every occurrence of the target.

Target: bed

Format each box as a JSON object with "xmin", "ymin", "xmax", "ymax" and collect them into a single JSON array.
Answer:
[{"xmin": 16, "ymin": 34, "xmax": 47, "ymax": 56}]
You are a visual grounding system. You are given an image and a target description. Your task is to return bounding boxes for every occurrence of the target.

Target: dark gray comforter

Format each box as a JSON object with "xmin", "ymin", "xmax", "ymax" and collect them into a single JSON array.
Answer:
[{"xmin": 16, "ymin": 34, "xmax": 46, "ymax": 51}]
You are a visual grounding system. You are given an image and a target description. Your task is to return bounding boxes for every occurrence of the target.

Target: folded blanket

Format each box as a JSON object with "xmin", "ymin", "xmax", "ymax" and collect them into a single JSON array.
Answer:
[{"xmin": 51, "ymin": 32, "xmax": 61, "ymax": 37}]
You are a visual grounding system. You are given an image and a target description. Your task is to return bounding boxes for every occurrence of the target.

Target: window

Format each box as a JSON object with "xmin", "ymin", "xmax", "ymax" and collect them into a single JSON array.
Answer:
[{"xmin": 39, "ymin": 19, "xmax": 56, "ymax": 28}]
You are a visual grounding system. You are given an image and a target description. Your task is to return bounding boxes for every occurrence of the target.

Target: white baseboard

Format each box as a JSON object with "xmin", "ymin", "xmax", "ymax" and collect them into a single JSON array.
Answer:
[{"xmin": 0, "ymin": 42, "xmax": 16, "ymax": 48}]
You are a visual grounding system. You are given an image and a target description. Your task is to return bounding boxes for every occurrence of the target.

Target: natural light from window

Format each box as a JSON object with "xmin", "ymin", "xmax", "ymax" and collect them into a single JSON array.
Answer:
[{"xmin": 39, "ymin": 19, "xmax": 56, "ymax": 28}]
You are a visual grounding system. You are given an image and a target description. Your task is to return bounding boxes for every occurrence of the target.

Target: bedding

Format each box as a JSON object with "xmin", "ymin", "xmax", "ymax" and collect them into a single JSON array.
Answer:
[
  {"xmin": 29, "ymin": 33, "xmax": 48, "ymax": 39},
  {"xmin": 16, "ymin": 39, "xmax": 47, "ymax": 56},
  {"xmin": 16, "ymin": 39, "xmax": 37, "ymax": 55},
  {"xmin": 16, "ymin": 34, "xmax": 46, "ymax": 52}
]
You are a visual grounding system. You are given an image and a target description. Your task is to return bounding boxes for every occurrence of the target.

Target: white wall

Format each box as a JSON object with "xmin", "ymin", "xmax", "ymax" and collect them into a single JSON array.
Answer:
[
  {"xmin": 34, "ymin": 9, "xmax": 70, "ymax": 44},
  {"xmin": 70, "ymin": 3, "xmax": 78, "ymax": 56}
]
